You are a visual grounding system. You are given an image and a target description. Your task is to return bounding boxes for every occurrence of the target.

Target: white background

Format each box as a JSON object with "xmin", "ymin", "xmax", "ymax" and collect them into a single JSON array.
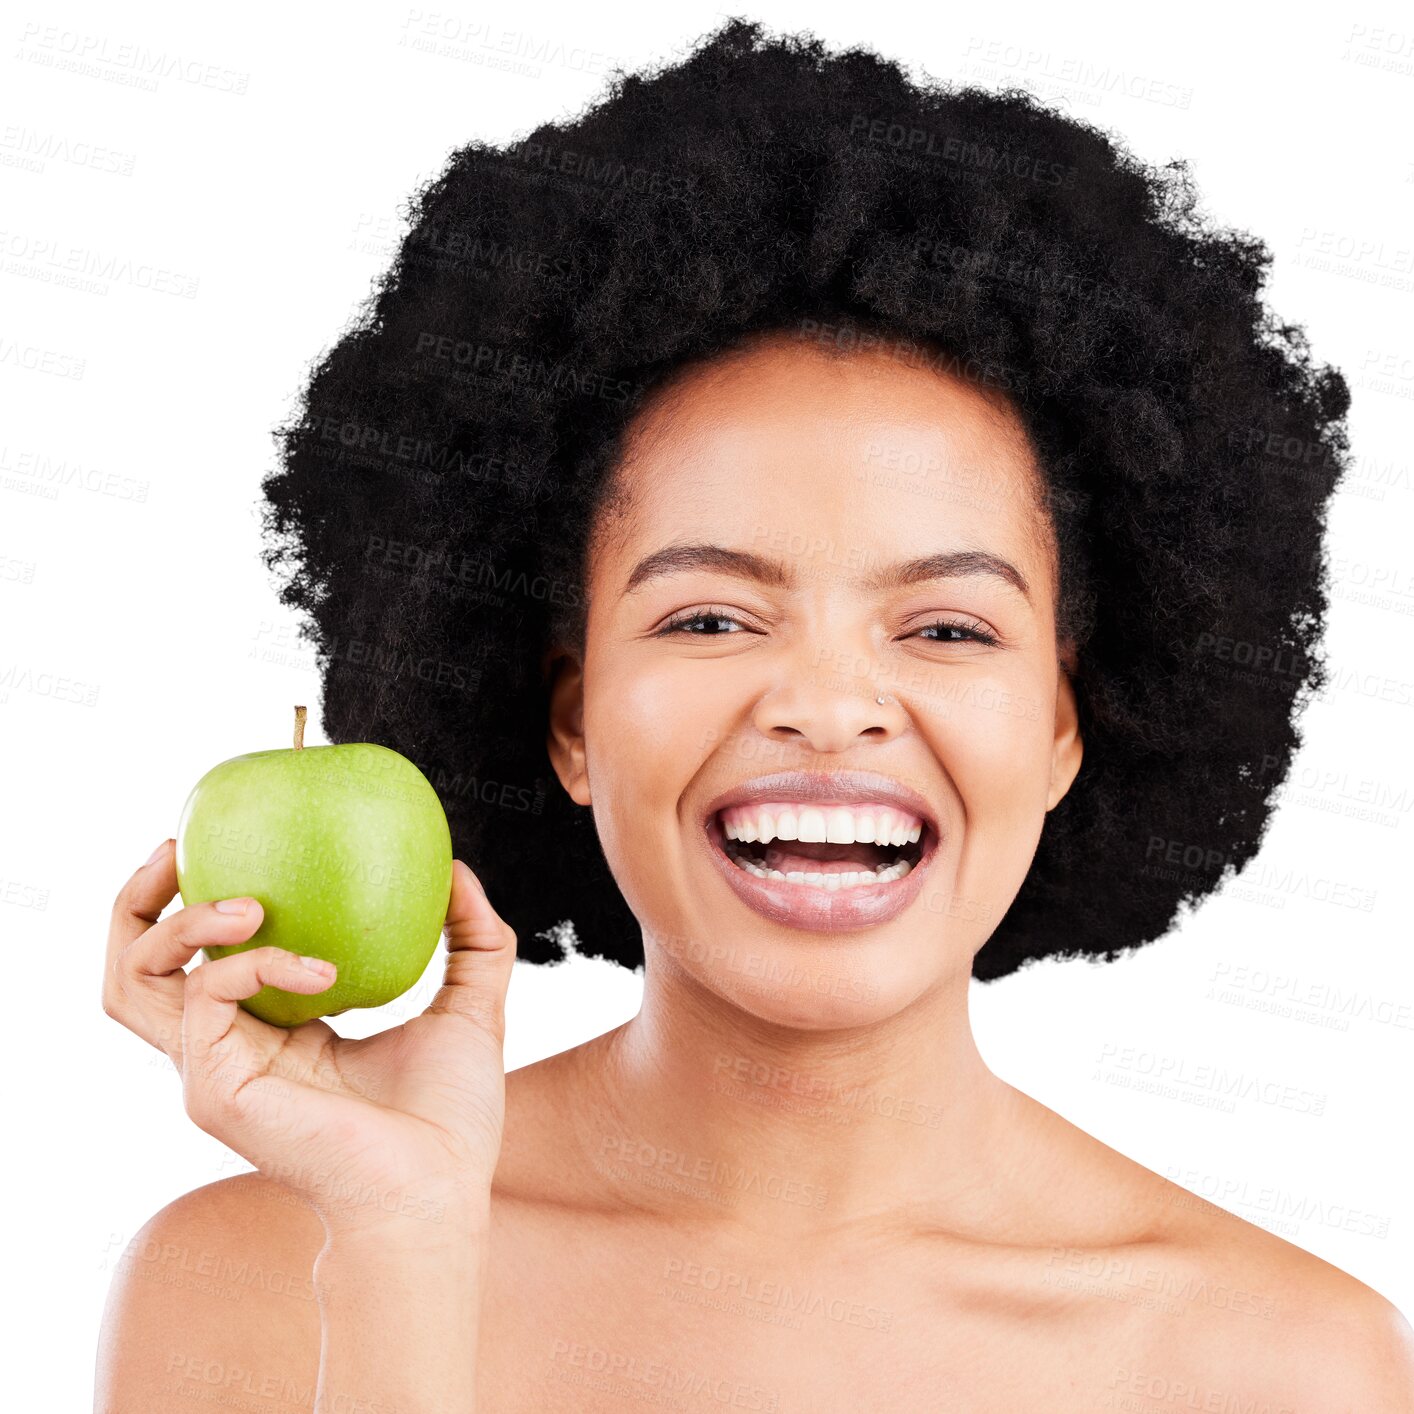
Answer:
[{"xmin": 3, "ymin": 1, "xmax": 1412, "ymax": 1404}]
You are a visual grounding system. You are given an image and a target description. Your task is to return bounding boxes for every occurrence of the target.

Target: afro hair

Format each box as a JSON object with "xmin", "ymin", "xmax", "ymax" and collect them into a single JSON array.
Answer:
[{"xmin": 258, "ymin": 17, "xmax": 1351, "ymax": 982}]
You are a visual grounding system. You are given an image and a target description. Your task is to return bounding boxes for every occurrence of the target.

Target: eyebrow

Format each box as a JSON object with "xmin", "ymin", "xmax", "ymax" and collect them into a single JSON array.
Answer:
[{"xmin": 623, "ymin": 541, "xmax": 1030, "ymax": 600}]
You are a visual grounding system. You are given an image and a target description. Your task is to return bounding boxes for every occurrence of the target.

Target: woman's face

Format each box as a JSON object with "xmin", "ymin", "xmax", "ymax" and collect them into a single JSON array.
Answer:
[{"xmin": 548, "ymin": 330, "xmax": 1083, "ymax": 1028}]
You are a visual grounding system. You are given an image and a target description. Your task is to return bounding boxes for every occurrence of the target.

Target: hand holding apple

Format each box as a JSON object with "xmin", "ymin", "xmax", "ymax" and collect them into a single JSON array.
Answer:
[{"xmin": 103, "ymin": 835, "xmax": 518, "ymax": 1239}]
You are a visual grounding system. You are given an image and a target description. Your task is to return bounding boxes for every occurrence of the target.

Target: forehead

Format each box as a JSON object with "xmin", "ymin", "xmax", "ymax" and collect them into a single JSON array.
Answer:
[{"xmin": 594, "ymin": 333, "xmax": 1054, "ymax": 597}]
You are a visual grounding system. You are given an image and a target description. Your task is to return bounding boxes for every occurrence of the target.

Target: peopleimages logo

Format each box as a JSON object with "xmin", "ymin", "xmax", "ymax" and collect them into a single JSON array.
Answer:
[
  {"xmin": 413, "ymin": 332, "xmax": 635, "ymax": 403},
  {"xmin": 16, "ymin": 22, "xmax": 250, "ymax": 94},
  {"xmin": 847, "ymin": 114, "xmax": 1077, "ymax": 186}
]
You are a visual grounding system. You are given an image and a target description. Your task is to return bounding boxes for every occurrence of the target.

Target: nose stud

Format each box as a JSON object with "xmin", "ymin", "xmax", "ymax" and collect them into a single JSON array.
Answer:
[{"xmin": 876, "ymin": 693, "xmax": 892, "ymax": 706}]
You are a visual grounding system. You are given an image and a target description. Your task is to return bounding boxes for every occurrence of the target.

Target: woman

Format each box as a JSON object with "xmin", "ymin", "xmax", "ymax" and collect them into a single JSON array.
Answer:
[{"xmin": 97, "ymin": 18, "xmax": 1413, "ymax": 1410}]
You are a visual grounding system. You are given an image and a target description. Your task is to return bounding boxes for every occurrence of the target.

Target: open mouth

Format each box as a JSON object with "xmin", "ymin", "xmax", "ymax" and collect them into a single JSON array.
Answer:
[{"xmin": 708, "ymin": 804, "xmax": 934, "ymax": 892}]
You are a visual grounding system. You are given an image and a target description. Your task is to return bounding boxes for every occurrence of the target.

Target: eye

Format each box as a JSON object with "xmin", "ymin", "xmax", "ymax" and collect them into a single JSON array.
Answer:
[
  {"xmin": 910, "ymin": 616, "xmax": 1000, "ymax": 647},
  {"xmin": 656, "ymin": 606, "xmax": 752, "ymax": 636}
]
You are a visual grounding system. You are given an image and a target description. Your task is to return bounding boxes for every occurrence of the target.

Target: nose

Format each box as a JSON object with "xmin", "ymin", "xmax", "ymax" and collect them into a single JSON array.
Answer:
[{"xmin": 752, "ymin": 672, "xmax": 905, "ymax": 753}]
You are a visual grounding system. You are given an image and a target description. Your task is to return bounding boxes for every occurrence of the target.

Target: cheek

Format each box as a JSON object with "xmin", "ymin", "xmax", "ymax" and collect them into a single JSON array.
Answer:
[
  {"xmin": 583, "ymin": 656, "xmax": 722, "ymax": 846},
  {"xmin": 927, "ymin": 688, "xmax": 1054, "ymax": 823},
  {"xmin": 923, "ymin": 693, "xmax": 1054, "ymax": 928},
  {"xmin": 592, "ymin": 657, "xmax": 719, "ymax": 764}
]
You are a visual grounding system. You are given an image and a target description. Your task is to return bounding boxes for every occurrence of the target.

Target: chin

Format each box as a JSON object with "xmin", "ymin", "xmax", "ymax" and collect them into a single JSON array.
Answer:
[{"xmin": 655, "ymin": 925, "xmax": 938, "ymax": 1033}]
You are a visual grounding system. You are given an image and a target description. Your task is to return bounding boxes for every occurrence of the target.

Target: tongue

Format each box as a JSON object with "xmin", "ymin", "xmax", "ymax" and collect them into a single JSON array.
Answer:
[{"xmin": 761, "ymin": 840, "xmax": 888, "ymax": 875}]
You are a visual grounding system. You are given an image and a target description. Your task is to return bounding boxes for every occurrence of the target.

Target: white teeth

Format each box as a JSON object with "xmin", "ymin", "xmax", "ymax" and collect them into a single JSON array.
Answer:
[
  {"xmin": 715, "ymin": 799, "xmax": 931, "ymax": 892},
  {"xmin": 720, "ymin": 801, "xmax": 926, "ymax": 846}
]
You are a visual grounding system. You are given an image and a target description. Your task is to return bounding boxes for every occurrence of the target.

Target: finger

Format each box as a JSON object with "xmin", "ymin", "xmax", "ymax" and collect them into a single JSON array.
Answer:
[
  {"xmin": 182, "ymin": 945, "xmax": 337, "ymax": 1083},
  {"xmin": 103, "ymin": 840, "xmax": 198, "ymax": 1054},
  {"xmin": 427, "ymin": 859, "xmax": 517, "ymax": 1040},
  {"xmin": 109, "ymin": 893, "xmax": 269, "ymax": 1060},
  {"xmin": 105, "ymin": 839, "xmax": 178, "ymax": 991}
]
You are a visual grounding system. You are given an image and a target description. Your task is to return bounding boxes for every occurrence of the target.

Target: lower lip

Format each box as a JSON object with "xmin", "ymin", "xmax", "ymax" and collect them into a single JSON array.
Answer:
[{"xmin": 702, "ymin": 812, "xmax": 940, "ymax": 933}]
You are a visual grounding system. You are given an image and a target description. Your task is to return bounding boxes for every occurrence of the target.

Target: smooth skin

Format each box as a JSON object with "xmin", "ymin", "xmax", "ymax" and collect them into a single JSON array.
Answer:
[{"xmin": 98, "ymin": 330, "xmax": 1414, "ymax": 1411}]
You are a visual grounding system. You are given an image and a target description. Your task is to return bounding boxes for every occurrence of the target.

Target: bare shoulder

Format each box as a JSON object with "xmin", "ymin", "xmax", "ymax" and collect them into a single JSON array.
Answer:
[
  {"xmin": 1234, "ymin": 1234, "xmax": 1414, "ymax": 1410},
  {"xmin": 95, "ymin": 1173, "xmax": 324, "ymax": 1412},
  {"xmin": 1012, "ymin": 1095, "xmax": 1413, "ymax": 1407},
  {"xmin": 1137, "ymin": 1178, "xmax": 1414, "ymax": 1411}
]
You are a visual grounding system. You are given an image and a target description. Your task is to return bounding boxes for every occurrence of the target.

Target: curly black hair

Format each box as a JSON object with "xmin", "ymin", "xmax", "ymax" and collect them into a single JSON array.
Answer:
[{"xmin": 258, "ymin": 17, "xmax": 1351, "ymax": 983}]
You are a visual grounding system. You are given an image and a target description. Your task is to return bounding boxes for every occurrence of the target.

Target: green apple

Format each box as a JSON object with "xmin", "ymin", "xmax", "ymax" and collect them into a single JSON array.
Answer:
[{"xmin": 175, "ymin": 706, "xmax": 452, "ymax": 1027}]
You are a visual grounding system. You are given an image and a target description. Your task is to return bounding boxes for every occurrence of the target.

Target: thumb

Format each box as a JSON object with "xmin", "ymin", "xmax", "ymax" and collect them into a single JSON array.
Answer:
[{"xmin": 426, "ymin": 859, "xmax": 517, "ymax": 1042}]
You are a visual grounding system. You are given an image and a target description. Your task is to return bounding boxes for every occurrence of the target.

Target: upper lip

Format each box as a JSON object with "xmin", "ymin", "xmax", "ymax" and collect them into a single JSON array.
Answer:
[{"xmin": 703, "ymin": 771, "xmax": 939, "ymax": 835}]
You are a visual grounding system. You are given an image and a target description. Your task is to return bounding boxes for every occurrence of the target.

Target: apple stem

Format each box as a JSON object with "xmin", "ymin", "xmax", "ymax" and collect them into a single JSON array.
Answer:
[{"xmin": 294, "ymin": 704, "xmax": 306, "ymax": 751}]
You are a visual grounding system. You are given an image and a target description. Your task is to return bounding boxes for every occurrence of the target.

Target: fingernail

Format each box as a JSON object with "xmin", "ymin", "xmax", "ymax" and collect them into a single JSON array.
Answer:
[
  {"xmin": 144, "ymin": 841, "xmax": 169, "ymax": 867},
  {"xmin": 214, "ymin": 897, "xmax": 254, "ymax": 915},
  {"xmin": 300, "ymin": 955, "xmax": 335, "ymax": 975}
]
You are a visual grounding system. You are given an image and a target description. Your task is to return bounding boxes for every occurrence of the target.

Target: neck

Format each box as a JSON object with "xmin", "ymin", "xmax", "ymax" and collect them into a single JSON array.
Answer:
[{"xmin": 579, "ymin": 946, "xmax": 1031, "ymax": 1239}]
